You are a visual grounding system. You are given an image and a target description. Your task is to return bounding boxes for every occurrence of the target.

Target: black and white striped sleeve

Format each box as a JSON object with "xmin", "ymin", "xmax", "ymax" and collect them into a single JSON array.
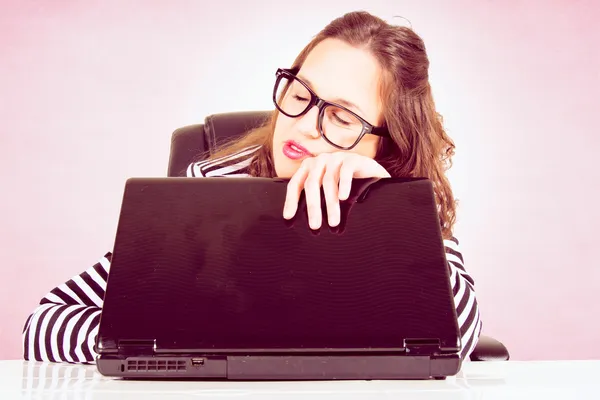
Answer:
[
  {"xmin": 444, "ymin": 237, "xmax": 482, "ymax": 360},
  {"xmin": 186, "ymin": 145, "xmax": 260, "ymax": 177},
  {"xmin": 22, "ymin": 252, "xmax": 112, "ymax": 364}
]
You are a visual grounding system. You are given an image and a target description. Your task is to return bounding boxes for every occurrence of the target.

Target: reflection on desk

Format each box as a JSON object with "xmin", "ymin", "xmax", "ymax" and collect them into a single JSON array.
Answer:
[{"xmin": 1, "ymin": 360, "xmax": 598, "ymax": 399}]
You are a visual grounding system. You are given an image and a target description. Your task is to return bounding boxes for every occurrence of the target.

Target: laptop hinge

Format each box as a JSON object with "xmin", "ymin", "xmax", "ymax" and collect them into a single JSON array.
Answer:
[
  {"xmin": 117, "ymin": 339, "xmax": 156, "ymax": 356},
  {"xmin": 403, "ymin": 338, "xmax": 441, "ymax": 356}
]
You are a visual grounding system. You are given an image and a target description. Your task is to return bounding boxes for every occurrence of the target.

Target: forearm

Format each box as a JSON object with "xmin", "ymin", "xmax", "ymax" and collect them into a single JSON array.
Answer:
[
  {"xmin": 22, "ymin": 252, "xmax": 111, "ymax": 364},
  {"xmin": 444, "ymin": 238, "xmax": 482, "ymax": 360}
]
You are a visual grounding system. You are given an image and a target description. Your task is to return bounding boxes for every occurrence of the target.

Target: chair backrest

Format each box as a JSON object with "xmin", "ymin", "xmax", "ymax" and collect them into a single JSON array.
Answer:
[
  {"xmin": 165, "ymin": 110, "xmax": 510, "ymax": 362},
  {"xmin": 167, "ymin": 110, "xmax": 271, "ymax": 177}
]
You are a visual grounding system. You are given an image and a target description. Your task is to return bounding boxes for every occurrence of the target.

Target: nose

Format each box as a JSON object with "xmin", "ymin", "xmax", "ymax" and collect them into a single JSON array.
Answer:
[{"xmin": 295, "ymin": 105, "xmax": 321, "ymax": 140}]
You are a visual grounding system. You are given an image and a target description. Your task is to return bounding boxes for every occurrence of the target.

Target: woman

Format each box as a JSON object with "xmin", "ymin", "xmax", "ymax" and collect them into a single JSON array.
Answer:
[{"xmin": 22, "ymin": 11, "xmax": 481, "ymax": 364}]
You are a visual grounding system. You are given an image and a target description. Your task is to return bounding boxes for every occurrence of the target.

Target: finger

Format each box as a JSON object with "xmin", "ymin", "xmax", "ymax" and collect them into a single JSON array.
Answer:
[
  {"xmin": 338, "ymin": 157, "xmax": 358, "ymax": 201},
  {"xmin": 283, "ymin": 159, "xmax": 311, "ymax": 219},
  {"xmin": 303, "ymin": 155, "xmax": 328, "ymax": 229},
  {"xmin": 322, "ymin": 155, "xmax": 344, "ymax": 227}
]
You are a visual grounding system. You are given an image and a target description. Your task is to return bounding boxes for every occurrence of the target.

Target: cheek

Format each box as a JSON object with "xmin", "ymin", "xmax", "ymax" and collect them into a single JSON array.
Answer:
[
  {"xmin": 273, "ymin": 116, "xmax": 294, "ymax": 142},
  {"xmin": 352, "ymin": 137, "xmax": 379, "ymax": 159}
]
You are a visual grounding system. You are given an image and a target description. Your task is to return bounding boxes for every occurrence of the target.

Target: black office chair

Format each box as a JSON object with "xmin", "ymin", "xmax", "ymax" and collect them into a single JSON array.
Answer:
[{"xmin": 167, "ymin": 110, "xmax": 510, "ymax": 362}]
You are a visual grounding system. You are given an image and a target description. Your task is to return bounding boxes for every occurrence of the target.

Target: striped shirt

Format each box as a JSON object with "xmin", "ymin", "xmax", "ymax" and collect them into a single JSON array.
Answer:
[{"xmin": 22, "ymin": 146, "xmax": 482, "ymax": 364}]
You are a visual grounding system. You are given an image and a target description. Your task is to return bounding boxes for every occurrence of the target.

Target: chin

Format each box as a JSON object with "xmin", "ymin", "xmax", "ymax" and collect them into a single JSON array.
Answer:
[
  {"xmin": 274, "ymin": 164, "xmax": 294, "ymax": 179},
  {"xmin": 272, "ymin": 141, "xmax": 300, "ymax": 179},
  {"xmin": 273, "ymin": 157, "xmax": 296, "ymax": 179}
]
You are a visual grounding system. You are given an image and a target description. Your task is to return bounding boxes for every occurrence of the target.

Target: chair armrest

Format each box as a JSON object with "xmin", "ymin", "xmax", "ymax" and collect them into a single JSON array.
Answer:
[{"xmin": 469, "ymin": 335, "xmax": 510, "ymax": 361}]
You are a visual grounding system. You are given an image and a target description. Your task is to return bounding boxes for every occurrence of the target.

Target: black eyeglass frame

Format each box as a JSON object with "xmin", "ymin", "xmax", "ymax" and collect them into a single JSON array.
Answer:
[{"xmin": 273, "ymin": 68, "xmax": 389, "ymax": 150}]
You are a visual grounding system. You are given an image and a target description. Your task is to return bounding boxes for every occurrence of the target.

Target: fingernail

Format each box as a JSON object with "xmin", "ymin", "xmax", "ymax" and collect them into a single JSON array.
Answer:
[{"xmin": 310, "ymin": 217, "xmax": 320, "ymax": 230}]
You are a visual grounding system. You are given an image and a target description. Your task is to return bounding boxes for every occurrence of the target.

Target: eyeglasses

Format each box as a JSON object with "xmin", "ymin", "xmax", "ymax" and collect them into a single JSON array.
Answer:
[{"xmin": 273, "ymin": 68, "xmax": 389, "ymax": 150}]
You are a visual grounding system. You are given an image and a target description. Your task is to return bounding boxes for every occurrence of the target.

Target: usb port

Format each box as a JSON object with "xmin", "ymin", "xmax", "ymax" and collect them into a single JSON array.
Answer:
[{"xmin": 191, "ymin": 358, "xmax": 205, "ymax": 367}]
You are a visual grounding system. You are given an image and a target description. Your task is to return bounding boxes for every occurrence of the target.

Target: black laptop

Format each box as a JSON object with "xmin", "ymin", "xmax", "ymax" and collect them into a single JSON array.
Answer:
[{"xmin": 95, "ymin": 177, "xmax": 462, "ymax": 380}]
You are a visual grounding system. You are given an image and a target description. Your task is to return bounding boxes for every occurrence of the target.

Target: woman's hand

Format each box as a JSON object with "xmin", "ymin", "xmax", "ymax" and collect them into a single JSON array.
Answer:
[{"xmin": 282, "ymin": 152, "xmax": 390, "ymax": 229}]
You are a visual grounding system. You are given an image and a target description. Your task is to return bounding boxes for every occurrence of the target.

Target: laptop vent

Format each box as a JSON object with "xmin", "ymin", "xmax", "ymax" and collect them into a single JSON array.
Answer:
[{"xmin": 126, "ymin": 359, "xmax": 187, "ymax": 372}]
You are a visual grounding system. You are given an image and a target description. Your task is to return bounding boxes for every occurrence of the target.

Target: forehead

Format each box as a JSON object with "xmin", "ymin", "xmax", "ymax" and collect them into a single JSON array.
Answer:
[{"xmin": 297, "ymin": 38, "xmax": 382, "ymax": 122}]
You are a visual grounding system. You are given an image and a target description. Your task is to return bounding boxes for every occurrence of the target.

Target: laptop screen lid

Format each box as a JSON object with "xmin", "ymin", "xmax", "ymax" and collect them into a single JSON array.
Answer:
[{"xmin": 96, "ymin": 177, "xmax": 460, "ymax": 355}]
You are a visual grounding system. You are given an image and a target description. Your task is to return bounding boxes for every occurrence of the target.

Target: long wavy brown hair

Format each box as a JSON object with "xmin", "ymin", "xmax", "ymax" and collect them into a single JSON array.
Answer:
[{"xmin": 208, "ymin": 11, "xmax": 457, "ymax": 238}]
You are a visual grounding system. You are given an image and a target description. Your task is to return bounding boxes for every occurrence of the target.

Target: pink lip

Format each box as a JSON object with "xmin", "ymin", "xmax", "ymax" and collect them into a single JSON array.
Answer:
[{"xmin": 282, "ymin": 140, "xmax": 313, "ymax": 160}]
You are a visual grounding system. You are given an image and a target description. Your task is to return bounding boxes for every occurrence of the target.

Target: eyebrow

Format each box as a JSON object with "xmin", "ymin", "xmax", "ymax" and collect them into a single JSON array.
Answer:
[{"xmin": 297, "ymin": 74, "xmax": 366, "ymax": 116}]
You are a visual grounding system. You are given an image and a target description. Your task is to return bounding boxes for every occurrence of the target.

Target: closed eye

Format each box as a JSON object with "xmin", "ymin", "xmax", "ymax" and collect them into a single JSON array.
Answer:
[
  {"xmin": 293, "ymin": 94, "xmax": 309, "ymax": 102},
  {"xmin": 332, "ymin": 112, "xmax": 352, "ymax": 126}
]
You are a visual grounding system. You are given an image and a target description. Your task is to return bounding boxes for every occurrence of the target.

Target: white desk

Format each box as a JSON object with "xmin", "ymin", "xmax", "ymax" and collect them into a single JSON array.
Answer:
[{"xmin": 1, "ymin": 360, "xmax": 598, "ymax": 399}]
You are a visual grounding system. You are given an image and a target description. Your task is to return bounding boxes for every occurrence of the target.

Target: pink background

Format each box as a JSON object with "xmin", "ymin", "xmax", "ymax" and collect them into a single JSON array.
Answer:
[{"xmin": 1, "ymin": 0, "xmax": 599, "ymax": 361}]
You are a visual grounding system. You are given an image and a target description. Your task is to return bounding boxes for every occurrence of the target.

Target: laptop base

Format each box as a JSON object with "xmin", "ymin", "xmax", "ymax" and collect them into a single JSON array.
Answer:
[{"xmin": 97, "ymin": 354, "xmax": 460, "ymax": 380}]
